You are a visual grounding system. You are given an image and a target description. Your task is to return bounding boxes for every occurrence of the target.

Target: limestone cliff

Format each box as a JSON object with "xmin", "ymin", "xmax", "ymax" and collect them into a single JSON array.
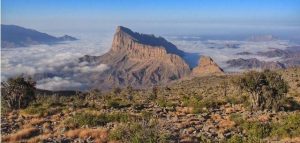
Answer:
[
  {"xmin": 192, "ymin": 56, "xmax": 224, "ymax": 76},
  {"xmin": 80, "ymin": 26, "xmax": 190, "ymax": 89}
]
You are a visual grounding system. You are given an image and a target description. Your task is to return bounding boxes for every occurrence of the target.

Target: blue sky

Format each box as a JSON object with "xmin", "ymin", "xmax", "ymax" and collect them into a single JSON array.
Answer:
[{"xmin": 2, "ymin": 0, "xmax": 300, "ymax": 35}]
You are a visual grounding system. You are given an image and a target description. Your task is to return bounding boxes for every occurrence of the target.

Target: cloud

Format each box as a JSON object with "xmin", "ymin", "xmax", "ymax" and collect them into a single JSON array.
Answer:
[
  {"xmin": 169, "ymin": 37, "xmax": 290, "ymax": 70},
  {"xmin": 1, "ymin": 32, "xmax": 112, "ymax": 90},
  {"xmin": 36, "ymin": 76, "xmax": 84, "ymax": 91}
]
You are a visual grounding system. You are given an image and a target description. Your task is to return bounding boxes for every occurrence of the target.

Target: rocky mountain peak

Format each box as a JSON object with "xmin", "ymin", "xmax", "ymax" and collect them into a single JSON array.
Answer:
[
  {"xmin": 192, "ymin": 56, "xmax": 224, "ymax": 76},
  {"xmin": 111, "ymin": 26, "xmax": 185, "ymax": 57}
]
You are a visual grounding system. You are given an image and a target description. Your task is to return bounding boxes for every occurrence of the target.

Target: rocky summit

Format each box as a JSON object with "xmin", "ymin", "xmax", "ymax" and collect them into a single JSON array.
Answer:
[
  {"xmin": 80, "ymin": 26, "xmax": 193, "ymax": 89},
  {"xmin": 192, "ymin": 56, "xmax": 224, "ymax": 76},
  {"xmin": 79, "ymin": 26, "xmax": 225, "ymax": 89}
]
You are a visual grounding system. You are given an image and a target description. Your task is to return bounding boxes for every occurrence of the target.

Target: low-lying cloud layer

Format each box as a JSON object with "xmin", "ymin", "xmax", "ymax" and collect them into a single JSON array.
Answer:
[
  {"xmin": 168, "ymin": 36, "xmax": 293, "ymax": 71},
  {"xmin": 1, "ymin": 33, "xmax": 112, "ymax": 90}
]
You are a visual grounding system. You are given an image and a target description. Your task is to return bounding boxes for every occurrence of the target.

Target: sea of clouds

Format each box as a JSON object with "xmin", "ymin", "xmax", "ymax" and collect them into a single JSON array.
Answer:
[
  {"xmin": 167, "ymin": 36, "xmax": 292, "ymax": 71},
  {"xmin": 1, "ymin": 33, "xmax": 112, "ymax": 90},
  {"xmin": 1, "ymin": 32, "xmax": 295, "ymax": 91}
]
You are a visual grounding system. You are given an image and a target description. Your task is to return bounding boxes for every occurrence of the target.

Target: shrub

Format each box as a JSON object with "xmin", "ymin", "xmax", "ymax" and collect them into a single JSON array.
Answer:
[
  {"xmin": 107, "ymin": 98, "xmax": 130, "ymax": 109},
  {"xmin": 156, "ymin": 97, "xmax": 176, "ymax": 108},
  {"xmin": 109, "ymin": 121, "xmax": 163, "ymax": 143},
  {"xmin": 22, "ymin": 103, "xmax": 63, "ymax": 117},
  {"xmin": 226, "ymin": 134, "xmax": 243, "ymax": 143},
  {"xmin": 237, "ymin": 70, "xmax": 288, "ymax": 111},
  {"xmin": 183, "ymin": 95, "xmax": 224, "ymax": 113},
  {"xmin": 271, "ymin": 113, "xmax": 300, "ymax": 138},
  {"xmin": 1, "ymin": 76, "xmax": 36, "ymax": 109},
  {"xmin": 64, "ymin": 112, "xmax": 130, "ymax": 128},
  {"xmin": 240, "ymin": 121, "xmax": 271, "ymax": 142}
]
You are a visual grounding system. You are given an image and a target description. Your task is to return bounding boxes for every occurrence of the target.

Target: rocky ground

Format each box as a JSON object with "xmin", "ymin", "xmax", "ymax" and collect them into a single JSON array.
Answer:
[{"xmin": 1, "ymin": 68, "xmax": 300, "ymax": 143}]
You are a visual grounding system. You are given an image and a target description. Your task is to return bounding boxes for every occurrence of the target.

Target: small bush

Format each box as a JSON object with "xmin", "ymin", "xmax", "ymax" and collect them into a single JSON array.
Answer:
[
  {"xmin": 107, "ymin": 98, "xmax": 130, "ymax": 109},
  {"xmin": 242, "ymin": 121, "xmax": 272, "ymax": 142},
  {"xmin": 226, "ymin": 134, "xmax": 243, "ymax": 143},
  {"xmin": 183, "ymin": 95, "xmax": 224, "ymax": 113},
  {"xmin": 64, "ymin": 112, "xmax": 130, "ymax": 128},
  {"xmin": 22, "ymin": 103, "xmax": 62, "ymax": 117},
  {"xmin": 271, "ymin": 113, "xmax": 300, "ymax": 138},
  {"xmin": 109, "ymin": 121, "xmax": 164, "ymax": 143},
  {"xmin": 156, "ymin": 97, "xmax": 176, "ymax": 108}
]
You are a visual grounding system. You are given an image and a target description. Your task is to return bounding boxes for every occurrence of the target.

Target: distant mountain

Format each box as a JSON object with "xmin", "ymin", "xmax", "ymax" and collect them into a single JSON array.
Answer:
[
  {"xmin": 235, "ymin": 52, "xmax": 252, "ymax": 55},
  {"xmin": 257, "ymin": 49, "xmax": 290, "ymax": 58},
  {"xmin": 78, "ymin": 26, "xmax": 222, "ymax": 89},
  {"xmin": 247, "ymin": 35, "xmax": 278, "ymax": 42},
  {"xmin": 192, "ymin": 56, "xmax": 224, "ymax": 76},
  {"xmin": 226, "ymin": 58, "xmax": 285, "ymax": 70},
  {"xmin": 1, "ymin": 25, "xmax": 77, "ymax": 48}
]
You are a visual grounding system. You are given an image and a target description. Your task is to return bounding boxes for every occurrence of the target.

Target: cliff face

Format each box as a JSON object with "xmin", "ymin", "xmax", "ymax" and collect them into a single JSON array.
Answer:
[
  {"xmin": 192, "ymin": 56, "xmax": 224, "ymax": 76},
  {"xmin": 80, "ymin": 26, "xmax": 191, "ymax": 89}
]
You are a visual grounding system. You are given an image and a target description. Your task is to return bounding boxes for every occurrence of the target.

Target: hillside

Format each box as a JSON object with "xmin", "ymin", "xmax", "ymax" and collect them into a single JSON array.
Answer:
[{"xmin": 1, "ymin": 68, "xmax": 300, "ymax": 142}]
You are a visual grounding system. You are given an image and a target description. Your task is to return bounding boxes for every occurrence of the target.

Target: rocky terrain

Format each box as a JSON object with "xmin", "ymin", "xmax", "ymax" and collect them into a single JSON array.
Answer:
[
  {"xmin": 1, "ymin": 68, "xmax": 300, "ymax": 143},
  {"xmin": 1, "ymin": 24, "xmax": 77, "ymax": 48},
  {"xmin": 79, "ymin": 26, "xmax": 223, "ymax": 89}
]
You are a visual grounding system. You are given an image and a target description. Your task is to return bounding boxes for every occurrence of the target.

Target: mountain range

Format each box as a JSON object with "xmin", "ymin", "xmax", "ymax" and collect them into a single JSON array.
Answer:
[
  {"xmin": 1, "ymin": 24, "xmax": 77, "ymax": 48},
  {"xmin": 228, "ymin": 46, "xmax": 300, "ymax": 70}
]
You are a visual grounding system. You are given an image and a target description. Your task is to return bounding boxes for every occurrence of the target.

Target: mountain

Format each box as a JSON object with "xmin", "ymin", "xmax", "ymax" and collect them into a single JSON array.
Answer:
[
  {"xmin": 79, "ymin": 26, "xmax": 191, "ymax": 89},
  {"xmin": 247, "ymin": 35, "xmax": 278, "ymax": 42},
  {"xmin": 192, "ymin": 56, "xmax": 224, "ymax": 76},
  {"xmin": 257, "ymin": 48, "xmax": 290, "ymax": 58},
  {"xmin": 226, "ymin": 58, "xmax": 285, "ymax": 70},
  {"xmin": 1, "ymin": 25, "xmax": 77, "ymax": 48}
]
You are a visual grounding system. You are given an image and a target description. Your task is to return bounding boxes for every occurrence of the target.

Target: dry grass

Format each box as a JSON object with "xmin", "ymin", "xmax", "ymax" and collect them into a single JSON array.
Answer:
[
  {"xmin": 27, "ymin": 133, "xmax": 52, "ymax": 143},
  {"xmin": 2, "ymin": 127, "xmax": 39, "ymax": 142},
  {"xmin": 64, "ymin": 128, "xmax": 108, "ymax": 142}
]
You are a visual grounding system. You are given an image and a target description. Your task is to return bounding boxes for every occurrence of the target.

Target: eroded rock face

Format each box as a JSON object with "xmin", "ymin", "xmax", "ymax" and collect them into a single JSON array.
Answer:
[
  {"xmin": 80, "ymin": 26, "xmax": 191, "ymax": 89},
  {"xmin": 192, "ymin": 56, "xmax": 224, "ymax": 76}
]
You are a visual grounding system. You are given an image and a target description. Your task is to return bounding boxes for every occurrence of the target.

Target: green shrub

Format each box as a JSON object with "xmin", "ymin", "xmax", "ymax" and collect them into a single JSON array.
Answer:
[
  {"xmin": 242, "ymin": 121, "xmax": 271, "ymax": 142},
  {"xmin": 226, "ymin": 134, "xmax": 243, "ymax": 143},
  {"xmin": 1, "ymin": 76, "xmax": 36, "ymax": 109},
  {"xmin": 237, "ymin": 70, "xmax": 289, "ymax": 111},
  {"xmin": 22, "ymin": 103, "xmax": 62, "ymax": 116},
  {"xmin": 109, "ymin": 121, "xmax": 163, "ymax": 143},
  {"xmin": 182, "ymin": 95, "xmax": 224, "ymax": 113},
  {"xmin": 107, "ymin": 98, "xmax": 130, "ymax": 109},
  {"xmin": 271, "ymin": 113, "xmax": 300, "ymax": 138},
  {"xmin": 156, "ymin": 97, "xmax": 176, "ymax": 108},
  {"xmin": 64, "ymin": 112, "xmax": 130, "ymax": 128}
]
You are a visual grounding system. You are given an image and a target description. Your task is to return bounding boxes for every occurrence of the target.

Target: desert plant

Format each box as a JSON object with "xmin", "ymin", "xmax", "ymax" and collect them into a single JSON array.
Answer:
[
  {"xmin": 271, "ymin": 113, "xmax": 300, "ymax": 138},
  {"xmin": 1, "ymin": 76, "xmax": 36, "ymax": 109},
  {"xmin": 237, "ymin": 70, "xmax": 288, "ymax": 111}
]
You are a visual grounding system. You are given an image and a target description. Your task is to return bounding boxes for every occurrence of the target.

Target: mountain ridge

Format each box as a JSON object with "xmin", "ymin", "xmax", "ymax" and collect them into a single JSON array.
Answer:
[{"xmin": 1, "ymin": 24, "xmax": 77, "ymax": 48}]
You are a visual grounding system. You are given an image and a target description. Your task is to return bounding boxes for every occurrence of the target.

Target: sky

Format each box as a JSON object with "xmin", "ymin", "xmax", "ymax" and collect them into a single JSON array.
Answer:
[{"xmin": 2, "ymin": 0, "xmax": 300, "ymax": 35}]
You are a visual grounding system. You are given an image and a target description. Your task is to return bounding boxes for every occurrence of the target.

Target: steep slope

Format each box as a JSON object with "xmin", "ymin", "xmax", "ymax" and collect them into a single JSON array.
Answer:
[
  {"xmin": 79, "ymin": 26, "xmax": 190, "ymax": 89},
  {"xmin": 1, "ymin": 25, "xmax": 77, "ymax": 48},
  {"xmin": 192, "ymin": 56, "xmax": 224, "ymax": 76}
]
